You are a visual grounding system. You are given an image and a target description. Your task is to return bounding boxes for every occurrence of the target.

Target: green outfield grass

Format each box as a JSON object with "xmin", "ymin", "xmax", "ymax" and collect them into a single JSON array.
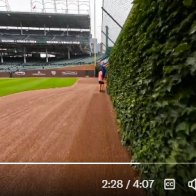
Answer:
[{"xmin": 0, "ymin": 78, "xmax": 77, "ymax": 97}]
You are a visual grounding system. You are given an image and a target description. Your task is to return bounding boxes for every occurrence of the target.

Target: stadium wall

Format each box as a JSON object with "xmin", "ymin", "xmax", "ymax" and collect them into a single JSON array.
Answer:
[{"xmin": 0, "ymin": 69, "xmax": 94, "ymax": 78}]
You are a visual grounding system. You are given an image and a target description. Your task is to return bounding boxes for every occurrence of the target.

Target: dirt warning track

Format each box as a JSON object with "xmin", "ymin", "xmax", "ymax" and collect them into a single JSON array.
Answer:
[{"xmin": 0, "ymin": 78, "xmax": 144, "ymax": 196}]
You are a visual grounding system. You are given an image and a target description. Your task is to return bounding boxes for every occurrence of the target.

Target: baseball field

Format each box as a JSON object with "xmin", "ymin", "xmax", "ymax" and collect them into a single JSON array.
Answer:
[
  {"xmin": 0, "ymin": 77, "xmax": 142, "ymax": 196},
  {"xmin": 0, "ymin": 78, "xmax": 77, "ymax": 97}
]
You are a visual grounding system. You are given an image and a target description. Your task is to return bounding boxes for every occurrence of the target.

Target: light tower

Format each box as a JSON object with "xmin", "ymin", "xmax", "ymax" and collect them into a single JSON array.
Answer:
[
  {"xmin": 0, "ymin": 0, "xmax": 10, "ymax": 11},
  {"xmin": 31, "ymin": 0, "xmax": 90, "ymax": 14}
]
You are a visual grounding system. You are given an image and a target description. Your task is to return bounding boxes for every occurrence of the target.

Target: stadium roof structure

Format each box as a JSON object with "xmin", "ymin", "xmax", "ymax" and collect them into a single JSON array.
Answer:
[{"xmin": 0, "ymin": 11, "xmax": 90, "ymax": 29}]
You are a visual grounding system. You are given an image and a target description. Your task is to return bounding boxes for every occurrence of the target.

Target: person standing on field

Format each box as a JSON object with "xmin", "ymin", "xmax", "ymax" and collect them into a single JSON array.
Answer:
[
  {"xmin": 100, "ymin": 61, "xmax": 107, "ymax": 78},
  {"xmin": 98, "ymin": 67, "xmax": 104, "ymax": 92}
]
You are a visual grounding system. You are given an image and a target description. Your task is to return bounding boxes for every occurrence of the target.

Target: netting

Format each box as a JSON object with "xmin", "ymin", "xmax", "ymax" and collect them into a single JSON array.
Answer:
[{"xmin": 101, "ymin": 0, "xmax": 133, "ymax": 52}]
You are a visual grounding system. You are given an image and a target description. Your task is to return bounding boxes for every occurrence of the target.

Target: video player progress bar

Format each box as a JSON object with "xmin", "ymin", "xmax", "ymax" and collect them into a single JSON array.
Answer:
[{"xmin": 0, "ymin": 162, "xmax": 195, "ymax": 165}]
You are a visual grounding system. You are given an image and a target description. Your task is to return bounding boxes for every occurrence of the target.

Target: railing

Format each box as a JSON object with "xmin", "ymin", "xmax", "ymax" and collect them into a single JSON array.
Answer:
[{"xmin": 0, "ymin": 34, "xmax": 89, "ymax": 45}]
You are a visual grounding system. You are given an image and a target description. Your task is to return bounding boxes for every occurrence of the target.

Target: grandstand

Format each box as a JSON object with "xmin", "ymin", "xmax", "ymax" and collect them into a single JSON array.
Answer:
[{"xmin": 0, "ymin": 9, "xmax": 92, "ymax": 73}]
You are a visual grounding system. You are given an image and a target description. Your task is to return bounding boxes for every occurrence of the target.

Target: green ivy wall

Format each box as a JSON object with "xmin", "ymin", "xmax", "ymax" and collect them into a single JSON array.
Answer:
[{"xmin": 108, "ymin": 0, "xmax": 196, "ymax": 195}]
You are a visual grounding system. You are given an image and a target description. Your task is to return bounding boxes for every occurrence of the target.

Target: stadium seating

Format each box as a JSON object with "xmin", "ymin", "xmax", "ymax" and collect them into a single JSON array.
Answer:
[{"xmin": 0, "ymin": 54, "xmax": 103, "ymax": 72}]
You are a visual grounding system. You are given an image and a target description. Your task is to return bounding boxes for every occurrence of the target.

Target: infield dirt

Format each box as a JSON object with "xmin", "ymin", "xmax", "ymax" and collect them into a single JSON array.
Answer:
[{"xmin": 0, "ymin": 78, "xmax": 144, "ymax": 196}]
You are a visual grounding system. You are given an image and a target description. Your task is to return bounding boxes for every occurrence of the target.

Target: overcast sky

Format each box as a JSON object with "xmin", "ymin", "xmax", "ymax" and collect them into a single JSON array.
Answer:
[{"xmin": 7, "ymin": 0, "xmax": 102, "ymax": 42}]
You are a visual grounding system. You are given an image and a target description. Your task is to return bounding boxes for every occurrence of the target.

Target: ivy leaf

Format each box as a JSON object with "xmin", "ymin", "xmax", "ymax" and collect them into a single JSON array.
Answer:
[
  {"xmin": 176, "ymin": 122, "xmax": 189, "ymax": 135},
  {"xmin": 174, "ymin": 42, "xmax": 189, "ymax": 54},
  {"xmin": 186, "ymin": 57, "xmax": 196, "ymax": 74},
  {"xmin": 190, "ymin": 124, "xmax": 196, "ymax": 132},
  {"xmin": 183, "ymin": 0, "xmax": 193, "ymax": 7},
  {"xmin": 189, "ymin": 21, "xmax": 196, "ymax": 35},
  {"xmin": 186, "ymin": 52, "xmax": 196, "ymax": 74},
  {"xmin": 187, "ymin": 146, "xmax": 196, "ymax": 160},
  {"xmin": 166, "ymin": 156, "xmax": 177, "ymax": 165}
]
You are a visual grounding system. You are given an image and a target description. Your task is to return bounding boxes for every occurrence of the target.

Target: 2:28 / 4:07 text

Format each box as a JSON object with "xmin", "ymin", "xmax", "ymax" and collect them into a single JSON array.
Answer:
[{"xmin": 101, "ymin": 180, "xmax": 155, "ymax": 189}]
